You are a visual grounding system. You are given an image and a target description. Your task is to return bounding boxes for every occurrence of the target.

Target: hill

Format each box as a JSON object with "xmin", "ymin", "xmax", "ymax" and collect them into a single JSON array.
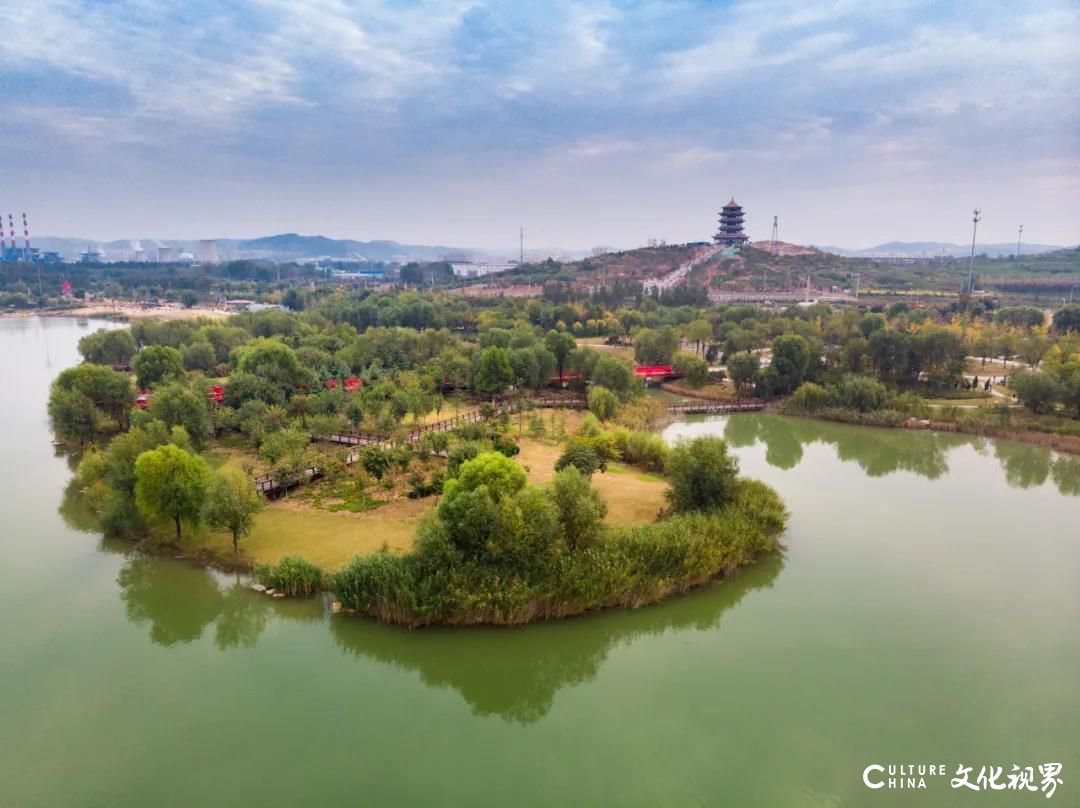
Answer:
[
  {"xmin": 237, "ymin": 233, "xmax": 461, "ymax": 262},
  {"xmin": 822, "ymin": 241, "xmax": 1066, "ymax": 258}
]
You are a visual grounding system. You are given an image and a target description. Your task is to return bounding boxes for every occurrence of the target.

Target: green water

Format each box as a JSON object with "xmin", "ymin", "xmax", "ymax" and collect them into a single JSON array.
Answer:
[{"xmin": 2, "ymin": 317, "xmax": 1078, "ymax": 806}]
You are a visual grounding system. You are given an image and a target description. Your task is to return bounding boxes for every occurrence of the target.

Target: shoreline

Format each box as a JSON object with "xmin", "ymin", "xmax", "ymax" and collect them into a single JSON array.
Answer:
[
  {"xmin": 664, "ymin": 385, "xmax": 1080, "ymax": 456},
  {"xmin": 2, "ymin": 304, "xmax": 229, "ymax": 322}
]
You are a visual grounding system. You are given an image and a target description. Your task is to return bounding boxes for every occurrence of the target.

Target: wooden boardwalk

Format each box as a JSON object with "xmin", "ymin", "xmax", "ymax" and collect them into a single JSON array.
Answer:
[
  {"xmin": 666, "ymin": 400, "xmax": 765, "ymax": 415},
  {"xmin": 256, "ymin": 395, "xmax": 760, "ymax": 496}
]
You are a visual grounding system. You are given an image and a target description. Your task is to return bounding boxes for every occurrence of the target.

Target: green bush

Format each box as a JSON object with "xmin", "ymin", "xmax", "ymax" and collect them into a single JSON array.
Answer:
[
  {"xmin": 254, "ymin": 556, "xmax": 324, "ymax": 597},
  {"xmin": 789, "ymin": 382, "xmax": 830, "ymax": 413},
  {"xmin": 623, "ymin": 431, "xmax": 668, "ymax": 472},
  {"xmin": 329, "ymin": 478, "xmax": 787, "ymax": 626}
]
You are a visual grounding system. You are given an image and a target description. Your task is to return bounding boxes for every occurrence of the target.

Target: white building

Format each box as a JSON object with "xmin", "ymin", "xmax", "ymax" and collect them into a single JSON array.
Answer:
[
  {"xmin": 198, "ymin": 239, "xmax": 220, "ymax": 264},
  {"xmin": 450, "ymin": 261, "xmax": 516, "ymax": 278}
]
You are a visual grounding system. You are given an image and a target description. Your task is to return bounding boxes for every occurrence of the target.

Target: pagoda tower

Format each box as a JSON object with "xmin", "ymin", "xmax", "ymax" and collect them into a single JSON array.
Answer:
[{"xmin": 713, "ymin": 198, "xmax": 749, "ymax": 247}]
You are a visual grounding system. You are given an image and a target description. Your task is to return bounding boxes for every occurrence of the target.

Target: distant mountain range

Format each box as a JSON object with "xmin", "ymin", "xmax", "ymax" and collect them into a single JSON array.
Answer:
[
  {"xmin": 30, "ymin": 233, "xmax": 484, "ymax": 263},
  {"xmin": 29, "ymin": 233, "xmax": 1072, "ymax": 263},
  {"xmin": 819, "ymin": 241, "xmax": 1068, "ymax": 258}
]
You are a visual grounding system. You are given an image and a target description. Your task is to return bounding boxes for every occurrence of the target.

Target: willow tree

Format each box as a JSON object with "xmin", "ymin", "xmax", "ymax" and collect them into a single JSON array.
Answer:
[
  {"xmin": 134, "ymin": 444, "xmax": 211, "ymax": 542},
  {"xmin": 206, "ymin": 467, "xmax": 263, "ymax": 558}
]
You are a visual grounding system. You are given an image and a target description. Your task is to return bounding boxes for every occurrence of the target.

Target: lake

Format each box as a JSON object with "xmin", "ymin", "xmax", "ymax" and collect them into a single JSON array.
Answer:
[{"xmin": 2, "ymin": 317, "xmax": 1077, "ymax": 806}]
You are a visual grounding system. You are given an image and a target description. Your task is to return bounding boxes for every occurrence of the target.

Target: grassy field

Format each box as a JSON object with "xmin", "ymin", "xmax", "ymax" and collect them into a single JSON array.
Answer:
[
  {"xmin": 576, "ymin": 336, "xmax": 636, "ymax": 364},
  {"xmin": 516, "ymin": 437, "xmax": 669, "ymax": 527},
  {"xmin": 191, "ymin": 408, "xmax": 668, "ymax": 570},
  {"xmin": 199, "ymin": 497, "xmax": 428, "ymax": 570}
]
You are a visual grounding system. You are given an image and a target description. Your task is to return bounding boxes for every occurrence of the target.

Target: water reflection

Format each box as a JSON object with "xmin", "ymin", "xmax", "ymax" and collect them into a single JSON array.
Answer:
[
  {"xmin": 330, "ymin": 553, "xmax": 784, "ymax": 724},
  {"xmin": 709, "ymin": 414, "xmax": 1080, "ymax": 495},
  {"xmin": 118, "ymin": 556, "xmax": 226, "ymax": 646},
  {"xmin": 1052, "ymin": 455, "xmax": 1080, "ymax": 496},
  {"xmin": 114, "ymin": 554, "xmax": 320, "ymax": 648},
  {"xmin": 994, "ymin": 441, "xmax": 1051, "ymax": 489}
]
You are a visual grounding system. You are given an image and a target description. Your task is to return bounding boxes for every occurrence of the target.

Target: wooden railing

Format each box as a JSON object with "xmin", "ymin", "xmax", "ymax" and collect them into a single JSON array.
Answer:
[{"xmin": 666, "ymin": 400, "xmax": 765, "ymax": 415}]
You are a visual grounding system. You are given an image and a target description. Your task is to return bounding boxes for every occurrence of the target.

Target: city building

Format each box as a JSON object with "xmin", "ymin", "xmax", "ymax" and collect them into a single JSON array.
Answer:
[
  {"xmin": 449, "ymin": 261, "xmax": 517, "ymax": 278},
  {"xmin": 713, "ymin": 198, "xmax": 749, "ymax": 247},
  {"xmin": 198, "ymin": 239, "xmax": 219, "ymax": 264}
]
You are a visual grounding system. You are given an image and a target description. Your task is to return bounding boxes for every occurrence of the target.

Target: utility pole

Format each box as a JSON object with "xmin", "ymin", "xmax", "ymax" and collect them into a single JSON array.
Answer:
[
  {"xmin": 805, "ymin": 274, "xmax": 811, "ymax": 302},
  {"xmin": 854, "ymin": 273, "xmax": 860, "ymax": 300},
  {"xmin": 966, "ymin": 208, "xmax": 981, "ymax": 294}
]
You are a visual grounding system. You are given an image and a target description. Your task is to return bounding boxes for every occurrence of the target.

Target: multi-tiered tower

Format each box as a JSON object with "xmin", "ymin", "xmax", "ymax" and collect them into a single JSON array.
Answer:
[{"xmin": 713, "ymin": 198, "xmax": 749, "ymax": 247}]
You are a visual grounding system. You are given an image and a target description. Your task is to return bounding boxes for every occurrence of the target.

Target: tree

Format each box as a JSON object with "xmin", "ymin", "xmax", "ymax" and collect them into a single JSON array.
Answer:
[
  {"xmin": 134, "ymin": 444, "xmax": 211, "ymax": 541},
  {"xmin": 1018, "ymin": 335, "xmax": 1051, "ymax": 369},
  {"xmin": 727, "ymin": 352, "xmax": 759, "ymax": 398},
  {"xmin": 361, "ymin": 446, "xmax": 391, "ymax": 480},
  {"xmin": 181, "ymin": 339, "xmax": 216, "ymax": 372},
  {"xmin": 471, "ymin": 346, "xmax": 514, "ymax": 398},
  {"xmin": 1052, "ymin": 304, "xmax": 1080, "ymax": 335},
  {"xmin": 587, "ymin": 385, "xmax": 619, "ymax": 421},
  {"xmin": 665, "ymin": 436, "xmax": 739, "ymax": 513},
  {"xmin": 996, "ymin": 306, "xmax": 1045, "ymax": 331},
  {"xmin": 590, "ymin": 354, "xmax": 636, "ymax": 399},
  {"xmin": 634, "ymin": 326, "xmax": 678, "ymax": 366},
  {"xmin": 672, "ymin": 352, "xmax": 709, "ymax": 387},
  {"xmin": 234, "ymin": 338, "xmax": 309, "ymax": 399},
  {"xmin": 148, "ymin": 383, "xmax": 213, "ymax": 449},
  {"xmin": 49, "ymin": 363, "xmax": 133, "ymax": 441},
  {"xmin": 78, "ymin": 328, "xmax": 136, "ymax": 366},
  {"xmin": 205, "ymin": 467, "xmax": 263, "ymax": 558},
  {"xmin": 259, "ymin": 428, "xmax": 309, "ymax": 468},
  {"xmin": 769, "ymin": 334, "xmax": 811, "ymax": 393},
  {"xmin": 544, "ymin": 330, "xmax": 577, "ymax": 383},
  {"xmin": 1061, "ymin": 372, "xmax": 1080, "ymax": 417},
  {"xmin": 686, "ymin": 319, "xmax": 713, "ymax": 355},
  {"xmin": 1011, "ymin": 370, "xmax": 1062, "ymax": 414},
  {"xmin": 550, "ymin": 466, "xmax": 607, "ymax": 551},
  {"xmin": 437, "ymin": 451, "xmax": 530, "ymax": 560},
  {"xmin": 48, "ymin": 388, "xmax": 98, "ymax": 446},
  {"xmin": 134, "ymin": 345, "xmax": 185, "ymax": 389},
  {"xmin": 867, "ymin": 330, "xmax": 912, "ymax": 383}
]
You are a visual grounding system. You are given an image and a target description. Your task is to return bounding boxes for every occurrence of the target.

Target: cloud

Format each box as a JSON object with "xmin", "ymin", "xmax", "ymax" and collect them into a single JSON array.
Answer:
[{"xmin": 0, "ymin": 0, "xmax": 1075, "ymax": 246}]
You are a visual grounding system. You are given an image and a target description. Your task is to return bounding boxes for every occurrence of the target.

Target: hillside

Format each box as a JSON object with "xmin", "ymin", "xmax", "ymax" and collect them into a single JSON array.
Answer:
[{"xmin": 478, "ymin": 241, "xmax": 1080, "ymax": 301}]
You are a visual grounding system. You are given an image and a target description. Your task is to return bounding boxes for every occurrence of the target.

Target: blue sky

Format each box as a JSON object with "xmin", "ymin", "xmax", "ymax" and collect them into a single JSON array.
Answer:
[{"xmin": 0, "ymin": 0, "xmax": 1077, "ymax": 250}]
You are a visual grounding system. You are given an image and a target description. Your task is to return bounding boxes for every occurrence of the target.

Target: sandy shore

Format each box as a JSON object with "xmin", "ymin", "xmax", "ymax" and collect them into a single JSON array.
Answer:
[{"xmin": 2, "ymin": 303, "xmax": 230, "ymax": 321}]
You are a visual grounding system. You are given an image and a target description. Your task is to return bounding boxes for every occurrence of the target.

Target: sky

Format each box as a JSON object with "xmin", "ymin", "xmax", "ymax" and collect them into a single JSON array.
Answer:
[{"xmin": 0, "ymin": 0, "xmax": 1077, "ymax": 251}]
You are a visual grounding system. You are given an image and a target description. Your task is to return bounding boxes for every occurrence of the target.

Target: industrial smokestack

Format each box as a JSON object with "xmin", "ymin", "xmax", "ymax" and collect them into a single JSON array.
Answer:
[
  {"xmin": 22, "ymin": 212, "xmax": 30, "ymax": 258},
  {"xmin": 0, "ymin": 213, "xmax": 6, "ymax": 250}
]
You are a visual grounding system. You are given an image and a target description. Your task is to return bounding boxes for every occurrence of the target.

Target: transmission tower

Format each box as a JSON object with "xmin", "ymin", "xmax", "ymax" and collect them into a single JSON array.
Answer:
[
  {"xmin": 966, "ymin": 209, "xmax": 981, "ymax": 294},
  {"xmin": 770, "ymin": 216, "xmax": 778, "ymax": 254}
]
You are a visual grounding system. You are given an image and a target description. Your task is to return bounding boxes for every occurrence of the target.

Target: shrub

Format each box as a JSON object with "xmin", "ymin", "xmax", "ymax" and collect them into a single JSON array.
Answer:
[
  {"xmin": 587, "ymin": 385, "xmax": 619, "ymax": 421},
  {"xmin": 789, "ymin": 382, "xmax": 830, "ymax": 413},
  {"xmin": 579, "ymin": 412, "xmax": 602, "ymax": 437},
  {"xmin": 328, "ymin": 478, "xmax": 787, "ymax": 627},
  {"xmin": 665, "ymin": 436, "xmax": 739, "ymax": 514},
  {"xmin": 835, "ymin": 375, "xmax": 889, "ymax": 412},
  {"xmin": 892, "ymin": 391, "xmax": 930, "ymax": 419},
  {"xmin": 623, "ymin": 431, "xmax": 668, "ymax": 473},
  {"xmin": 361, "ymin": 446, "xmax": 391, "ymax": 480},
  {"xmin": 672, "ymin": 352, "xmax": 709, "ymax": 387},
  {"xmin": 254, "ymin": 556, "xmax": 324, "ymax": 597}
]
